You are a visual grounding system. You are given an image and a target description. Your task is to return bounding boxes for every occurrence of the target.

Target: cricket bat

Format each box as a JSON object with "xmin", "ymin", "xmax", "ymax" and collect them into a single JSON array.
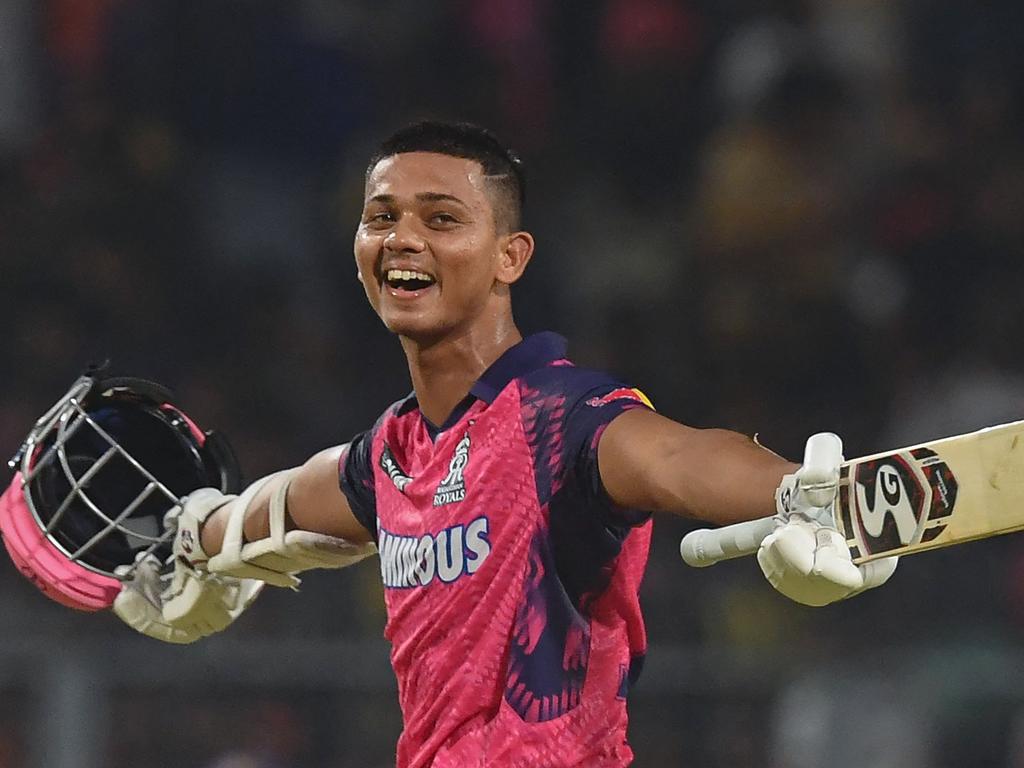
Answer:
[{"xmin": 680, "ymin": 420, "xmax": 1024, "ymax": 567}]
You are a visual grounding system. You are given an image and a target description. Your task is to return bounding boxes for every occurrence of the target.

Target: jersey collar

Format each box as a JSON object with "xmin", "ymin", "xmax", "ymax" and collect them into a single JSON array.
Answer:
[
  {"xmin": 396, "ymin": 332, "xmax": 569, "ymax": 421},
  {"xmin": 469, "ymin": 331, "xmax": 568, "ymax": 403}
]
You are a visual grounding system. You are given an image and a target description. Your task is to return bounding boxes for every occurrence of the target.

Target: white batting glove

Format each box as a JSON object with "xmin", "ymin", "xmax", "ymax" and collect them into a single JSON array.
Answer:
[
  {"xmin": 112, "ymin": 488, "xmax": 263, "ymax": 644},
  {"xmin": 112, "ymin": 552, "xmax": 263, "ymax": 644},
  {"xmin": 757, "ymin": 433, "xmax": 897, "ymax": 606}
]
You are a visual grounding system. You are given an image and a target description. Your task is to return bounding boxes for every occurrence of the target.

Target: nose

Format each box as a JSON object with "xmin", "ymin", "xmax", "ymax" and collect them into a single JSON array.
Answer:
[{"xmin": 383, "ymin": 219, "xmax": 425, "ymax": 254}]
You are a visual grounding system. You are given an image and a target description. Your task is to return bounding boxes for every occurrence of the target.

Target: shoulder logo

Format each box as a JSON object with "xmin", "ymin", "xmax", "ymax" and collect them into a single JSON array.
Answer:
[
  {"xmin": 585, "ymin": 387, "xmax": 653, "ymax": 409},
  {"xmin": 433, "ymin": 432, "xmax": 470, "ymax": 507},
  {"xmin": 380, "ymin": 444, "xmax": 413, "ymax": 493}
]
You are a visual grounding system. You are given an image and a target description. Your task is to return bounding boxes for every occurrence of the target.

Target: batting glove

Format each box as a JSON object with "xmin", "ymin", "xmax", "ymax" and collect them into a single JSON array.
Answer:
[
  {"xmin": 757, "ymin": 433, "xmax": 897, "ymax": 606},
  {"xmin": 112, "ymin": 487, "xmax": 264, "ymax": 643},
  {"xmin": 112, "ymin": 551, "xmax": 263, "ymax": 643}
]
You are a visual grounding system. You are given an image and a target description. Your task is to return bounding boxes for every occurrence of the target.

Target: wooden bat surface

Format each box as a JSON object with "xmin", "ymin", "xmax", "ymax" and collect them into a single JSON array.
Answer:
[{"xmin": 836, "ymin": 420, "xmax": 1024, "ymax": 563}]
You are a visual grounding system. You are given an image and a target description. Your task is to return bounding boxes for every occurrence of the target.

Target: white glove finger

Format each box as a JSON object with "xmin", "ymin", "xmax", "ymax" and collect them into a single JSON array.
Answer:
[
  {"xmin": 112, "ymin": 589, "xmax": 152, "ymax": 629},
  {"xmin": 194, "ymin": 618, "xmax": 221, "ymax": 636},
  {"xmin": 236, "ymin": 579, "xmax": 265, "ymax": 612},
  {"xmin": 796, "ymin": 433, "xmax": 842, "ymax": 507},
  {"xmin": 113, "ymin": 589, "xmax": 198, "ymax": 644},
  {"xmin": 857, "ymin": 556, "xmax": 899, "ymax": 591},
  {"xmin": 145, "ymin": 621, "xmax": 199, "ymax": 645},
  {"xmin": 765, "ymin": 523, "xmax": 816, "ymax": 576},
  {"xmin": 115, "ymin": 553, "xmax": 166, "ymax": 605},
  {"xmin": 757, "ymin": 530, "xmax": 806, "ymax": 586},
  {"xmin": 807, "ymin": 527, "xmax": 862, "ymax": 589},
  {"xmin": 756, "ymin": 532, "xmax": 792, "ymax": 581},
  {"xmin": 811, "ymin": 548, "xmax": 864, "ymax": 591},
  {"xmin": 195, "ymin": 590, "xmax": 234, "ymax": 633},
  {"xmin": 161, "ymin": 569, "xmax": 207, "ymax": 623}
]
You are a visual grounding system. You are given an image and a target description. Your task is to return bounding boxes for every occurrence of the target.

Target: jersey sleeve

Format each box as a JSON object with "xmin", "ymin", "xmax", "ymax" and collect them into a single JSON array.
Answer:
[
  {"xmin": 563, "ymin": 381, "xmax": 655, "ymax": 530},
  {"xmin": 338, "ymin": 429, "xmax": 378, "ymax": 538}
]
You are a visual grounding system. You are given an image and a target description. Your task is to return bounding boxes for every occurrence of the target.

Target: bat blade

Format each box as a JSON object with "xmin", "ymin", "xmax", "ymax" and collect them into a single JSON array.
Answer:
[{"xmin": 840, "ymin": 420, "xmax": 1024, "ymax": 564}]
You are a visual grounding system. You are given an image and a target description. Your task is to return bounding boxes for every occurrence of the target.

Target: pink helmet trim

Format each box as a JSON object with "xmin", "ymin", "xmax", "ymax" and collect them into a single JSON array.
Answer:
[
  {"xmin": 0, "ymin": 473, "xmax": 121, "ymax": 612},
  {"xmin": 158, "ymin": 403, "xmax": 207, "ymax": 445}
]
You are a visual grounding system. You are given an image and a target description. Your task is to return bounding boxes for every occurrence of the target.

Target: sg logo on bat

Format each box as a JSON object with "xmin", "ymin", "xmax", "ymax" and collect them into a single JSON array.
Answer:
[{"xmin": 839, "ymin": 448, "xmax": 959, "ymax": 559}]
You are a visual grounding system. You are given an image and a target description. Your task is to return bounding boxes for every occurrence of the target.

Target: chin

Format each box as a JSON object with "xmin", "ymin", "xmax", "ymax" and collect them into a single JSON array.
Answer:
[{"xmin": 382, "ymin": 312, "xmax": 452, "ymax": 345}]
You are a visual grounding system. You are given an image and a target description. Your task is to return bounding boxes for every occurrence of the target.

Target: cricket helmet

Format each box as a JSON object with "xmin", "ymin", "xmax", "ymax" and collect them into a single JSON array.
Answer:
[{"xmin": 1, "ymin": 373, "xmax": 241, "ymax": 611}]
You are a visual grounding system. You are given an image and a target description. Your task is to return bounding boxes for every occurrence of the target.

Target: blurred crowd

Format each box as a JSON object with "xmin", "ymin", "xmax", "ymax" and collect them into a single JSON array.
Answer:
[{"xmin": 2, "ymin": 0, "xmax": 1024, "ymax": 766}]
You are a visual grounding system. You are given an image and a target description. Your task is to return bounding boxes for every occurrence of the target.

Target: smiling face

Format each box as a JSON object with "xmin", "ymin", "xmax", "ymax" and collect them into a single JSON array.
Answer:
[{"xmin": 354, "ymin": 151, "xmax": 533, "ymax": 344}]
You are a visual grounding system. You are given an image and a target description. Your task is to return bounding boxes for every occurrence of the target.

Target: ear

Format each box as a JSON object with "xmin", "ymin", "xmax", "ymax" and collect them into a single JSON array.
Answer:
[{"xmin": 495, "ymin": 231, "xmax": 534, "ymax": 286}]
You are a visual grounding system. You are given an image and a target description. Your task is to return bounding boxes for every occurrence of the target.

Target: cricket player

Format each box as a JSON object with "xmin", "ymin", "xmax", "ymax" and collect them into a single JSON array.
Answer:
[{"xmin": 111, "ymin": 121, "xmax": 897, "ymax": 767}]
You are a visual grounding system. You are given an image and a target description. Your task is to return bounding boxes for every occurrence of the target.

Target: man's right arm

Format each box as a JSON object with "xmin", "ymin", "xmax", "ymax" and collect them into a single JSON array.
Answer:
[{"xmin": 199, "ymin": 445, "xmax": 375, "ymax": 558}]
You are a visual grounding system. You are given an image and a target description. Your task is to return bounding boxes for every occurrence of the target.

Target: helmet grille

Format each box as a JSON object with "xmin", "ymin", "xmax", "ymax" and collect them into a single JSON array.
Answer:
[{"xmin": 25, "ymin": 399, "xmax": 214, "ymax": 575}]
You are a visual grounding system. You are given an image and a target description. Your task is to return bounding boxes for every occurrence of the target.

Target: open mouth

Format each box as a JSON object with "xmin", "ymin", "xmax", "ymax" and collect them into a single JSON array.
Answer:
[{"xmin": 383, "ymin": 268, "xmax": 436, "ymax": 293}]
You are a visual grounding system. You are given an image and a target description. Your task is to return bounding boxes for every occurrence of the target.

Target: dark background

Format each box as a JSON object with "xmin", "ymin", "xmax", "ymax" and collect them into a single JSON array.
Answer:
[{"xmin": 2, "ymin": 1, "xmax": 1024, "ymax": 766}]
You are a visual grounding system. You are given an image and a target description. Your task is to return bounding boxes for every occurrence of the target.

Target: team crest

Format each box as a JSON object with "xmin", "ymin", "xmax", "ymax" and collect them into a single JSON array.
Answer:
[
  {"xmin": 433, "ymin": 432, "xmax": 470, "ymax": 507},
  {"xmin": 840, "ymin": 447, "xmax": 958, "ymax": 559},
  {"xmin": 380, "ymin": 444, "xmax": 413, "ymax": 493}
]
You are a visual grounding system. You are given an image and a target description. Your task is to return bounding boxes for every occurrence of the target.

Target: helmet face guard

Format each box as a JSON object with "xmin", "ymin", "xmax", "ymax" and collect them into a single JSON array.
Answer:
[{"xmin": 2, "ymin": 375, "xmax": 240, "ymax": 611}]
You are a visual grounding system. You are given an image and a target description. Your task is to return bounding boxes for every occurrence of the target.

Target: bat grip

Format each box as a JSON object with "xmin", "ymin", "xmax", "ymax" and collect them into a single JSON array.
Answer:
[{"xmin": 679, "ymin": 516, "xmax": 778, "ymax": 567}]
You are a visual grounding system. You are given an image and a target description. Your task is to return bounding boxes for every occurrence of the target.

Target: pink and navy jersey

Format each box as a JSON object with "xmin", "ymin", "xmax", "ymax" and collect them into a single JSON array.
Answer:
[{"xmin": 339, "ymin": 332, "xmax": 653, "ymax": 768}]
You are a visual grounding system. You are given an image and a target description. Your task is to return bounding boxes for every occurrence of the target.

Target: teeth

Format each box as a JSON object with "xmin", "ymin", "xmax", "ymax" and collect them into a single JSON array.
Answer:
[{"xmin": 386, "ymin": 269, "xmax": 434, "ymax": 283}]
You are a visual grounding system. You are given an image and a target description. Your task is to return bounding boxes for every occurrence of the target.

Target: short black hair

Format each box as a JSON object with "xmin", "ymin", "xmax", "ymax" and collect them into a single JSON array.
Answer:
[{"xmin": 366, "ymin": 121, "xmax": 525, "ymax": 231}]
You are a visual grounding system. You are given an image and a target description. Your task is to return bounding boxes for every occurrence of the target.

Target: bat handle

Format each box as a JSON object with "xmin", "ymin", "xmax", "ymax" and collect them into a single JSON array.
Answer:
[{"xmin": 679, "ymin": 516, "xmax": 778, "ymax": 567}]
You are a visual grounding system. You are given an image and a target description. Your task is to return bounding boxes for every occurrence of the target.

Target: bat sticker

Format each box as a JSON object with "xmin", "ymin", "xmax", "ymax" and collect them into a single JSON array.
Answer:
[{"xmin": 847, "ymin": 449, "xmax": 957, "ymax": 557}]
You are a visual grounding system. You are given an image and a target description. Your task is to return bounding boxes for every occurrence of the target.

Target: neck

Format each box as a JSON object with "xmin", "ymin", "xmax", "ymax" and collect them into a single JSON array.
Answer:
[{"xmin": 401, "ymin": 316, "xmax": 522, "ymax": 426}]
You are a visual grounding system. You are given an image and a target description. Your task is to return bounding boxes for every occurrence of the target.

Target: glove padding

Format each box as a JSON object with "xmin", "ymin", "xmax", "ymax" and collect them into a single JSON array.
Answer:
[
  {"xmin": 757, "ymin": 433, "xmax": 897, "ymax": 606},
  {"xmin": 179, "ymin": 477, "xmax": 376, "ymax": 589},
  {"xmin": 112, "ymin": 552, "xmax": 263, "ymax": 644},
  {"xmin": 757, "ymin": 519, "xmax": 897, "ymax": 606}
]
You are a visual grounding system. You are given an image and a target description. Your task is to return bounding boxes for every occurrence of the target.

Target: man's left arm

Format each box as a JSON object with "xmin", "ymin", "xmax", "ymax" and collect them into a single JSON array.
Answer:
[
  {"xmin": 596, "ymin": 408, "xmax": 795, "ymax": 524},
  {"xmin": 595, "ymin": 408, "xmax": 897, "ymax": 605}
]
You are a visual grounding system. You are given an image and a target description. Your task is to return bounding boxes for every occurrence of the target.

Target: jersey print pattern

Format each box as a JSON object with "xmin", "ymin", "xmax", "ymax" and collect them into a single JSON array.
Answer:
[
  {"xmin": 505, "ymin": 382, "xmax": 589, "ymax": 722},
  {"xmin": 519, "ymin": 384, "xmax": 567, "ymax": 507},
  {"xmin": 506, "ymin": 525, "xmax": 591, "ymax": 722}
]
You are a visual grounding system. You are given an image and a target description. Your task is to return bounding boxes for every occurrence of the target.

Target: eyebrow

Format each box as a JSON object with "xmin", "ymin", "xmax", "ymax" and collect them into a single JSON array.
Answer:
[{"xmin": 367, "ymin": 192, "xmax": 469, "ymax": 207}]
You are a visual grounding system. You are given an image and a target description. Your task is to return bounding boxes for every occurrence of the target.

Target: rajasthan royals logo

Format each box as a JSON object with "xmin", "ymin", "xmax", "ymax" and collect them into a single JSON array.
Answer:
[{"xmin": 433, "ymin": 432, "xmax": 470, "ymax": 507}]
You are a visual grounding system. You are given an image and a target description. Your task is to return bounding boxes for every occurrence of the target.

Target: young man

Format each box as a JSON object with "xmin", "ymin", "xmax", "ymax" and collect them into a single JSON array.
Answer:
[{"xmin": 113, "ymin": 122, "xmax": 896, "ymax": 767}]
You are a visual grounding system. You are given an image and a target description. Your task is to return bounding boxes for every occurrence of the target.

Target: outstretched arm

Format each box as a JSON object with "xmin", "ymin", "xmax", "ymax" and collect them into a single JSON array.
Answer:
[
  {"xmin": 597, "ymin": 408, "xmax": 798, "ymax": 525},
  {"xmin": 597, "ymin": 409, "xmax": 898, "ymax": 605}
]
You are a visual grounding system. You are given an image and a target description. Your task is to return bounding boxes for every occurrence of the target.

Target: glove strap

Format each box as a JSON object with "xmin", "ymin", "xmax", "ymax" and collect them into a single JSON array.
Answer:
[{"xmin": 219, "ymin": 471, "xmax": 290, "ymax": 566}]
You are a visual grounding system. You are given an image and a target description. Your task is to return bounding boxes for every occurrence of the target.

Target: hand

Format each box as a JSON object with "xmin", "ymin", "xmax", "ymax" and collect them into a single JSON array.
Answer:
[
  {"xmin": 167, "ymin": 486, "xmax": 237, "ymax": 569},
  {"xmin": 112, "ymin": 552, "xmax": 263, "ymax": 644},
  {"xmin": 174, "ymin": 476, "xmax": 376, "ymax": 588},
  {"xmin": 757, "ymin": 433, "xmax": 897, "ymax": 606}
]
